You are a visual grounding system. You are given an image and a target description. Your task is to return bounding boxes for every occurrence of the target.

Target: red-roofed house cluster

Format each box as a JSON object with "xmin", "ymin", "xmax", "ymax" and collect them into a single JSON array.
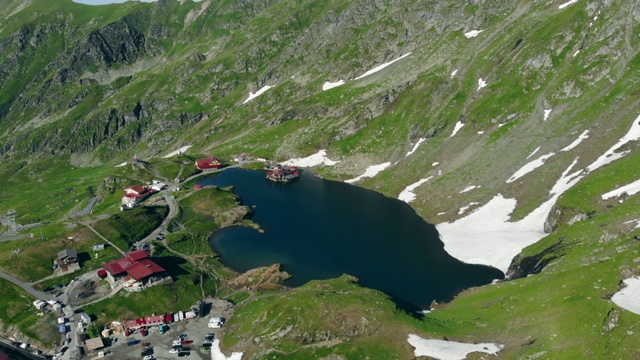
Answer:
[
  {"xmin": 100, "ymin": 250, "xmax": 166, "ymax": 287},
  {"xmin": 121, "ymin": 185, "xmax": 157, "ymax": 210},
  {"xmin": 195, "ymin": 156, "xmax": 222, "ymax": 170}
]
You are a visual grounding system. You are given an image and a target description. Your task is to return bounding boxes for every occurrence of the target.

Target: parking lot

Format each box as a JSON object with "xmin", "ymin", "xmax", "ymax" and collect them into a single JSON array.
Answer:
[{"xmin": 93, "ymin": 299, "xmax": 234, "ymax": 360}]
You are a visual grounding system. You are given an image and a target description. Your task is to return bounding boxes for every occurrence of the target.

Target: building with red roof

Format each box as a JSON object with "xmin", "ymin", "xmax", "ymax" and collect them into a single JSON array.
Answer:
[
  {"xmin": 127, "ymin": 249, "xmax": 149, "ymax": 261},
  {"xmin": 121, "ymin": 185, "xmax": 156, "ymax": 210},
  {"xmin": 195, "ymin": 156, "xmax": 222, "ymax": 170},
  {"xmin": 125, "ymin": 185, "xmax": 148, "ymax": 195},
  {"xmin": 101, "ymin": 250, "xmax": 165, "ymax": 283}
]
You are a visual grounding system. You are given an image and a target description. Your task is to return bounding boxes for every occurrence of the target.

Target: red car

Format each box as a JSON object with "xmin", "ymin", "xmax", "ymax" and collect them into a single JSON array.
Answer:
[{"xmin": 182, "ymin": 340, "xmax": 193, "ymax": 345}]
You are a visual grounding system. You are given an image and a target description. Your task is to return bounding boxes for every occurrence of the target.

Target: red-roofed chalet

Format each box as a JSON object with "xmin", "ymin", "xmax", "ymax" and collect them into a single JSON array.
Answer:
[
  {"xmin": 101, "ymin": 250, "xmax": 165, "ymax": 283},
  {"xmin": 195, "ymin": 156, "xmax": 222, "ymax": 170}
]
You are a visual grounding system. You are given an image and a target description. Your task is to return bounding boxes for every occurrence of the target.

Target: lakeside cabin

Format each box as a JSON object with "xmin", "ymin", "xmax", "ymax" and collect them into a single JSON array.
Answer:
[{"xmin": 195, "ymin": 156, "xmax": 222, "ymax": 170}]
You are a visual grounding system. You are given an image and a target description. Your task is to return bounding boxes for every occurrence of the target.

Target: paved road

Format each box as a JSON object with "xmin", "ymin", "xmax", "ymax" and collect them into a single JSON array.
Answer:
[
  {"xmin": 76, "ymin": 196, "xmax": 98, "ymax": 217},
  {"xmin": 0, "ymin": 222, "xmax": 48, "ymax": 239},
  {"xmin": 0, "ymin": 270, "xmax": 51, "ymax": 300},
  {"xmin": 133, "ymin": 165, "xmax": 232, "ymax": 248}
]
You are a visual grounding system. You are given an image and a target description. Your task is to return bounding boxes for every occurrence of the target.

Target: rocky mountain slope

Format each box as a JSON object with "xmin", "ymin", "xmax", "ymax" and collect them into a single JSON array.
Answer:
[{"xmin": 1, "ymin": 0, "xmax": 640, "ymax": 358}]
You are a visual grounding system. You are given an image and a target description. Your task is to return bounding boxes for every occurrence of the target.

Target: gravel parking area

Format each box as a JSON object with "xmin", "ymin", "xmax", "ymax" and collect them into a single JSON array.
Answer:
[{"xmin": 88, "ymin": 300, "xmax": 234, "ymax": 360}]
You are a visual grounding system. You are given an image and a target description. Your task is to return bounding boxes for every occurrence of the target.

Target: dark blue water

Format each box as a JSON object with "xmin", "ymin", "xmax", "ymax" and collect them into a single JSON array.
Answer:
[
  {"xmin": 0, "ymin": 343, "xmax": 40, "ymax": 360},
  {"xmin": 202, "ymin": 168, "xmax": 503, "ymax": 310}
]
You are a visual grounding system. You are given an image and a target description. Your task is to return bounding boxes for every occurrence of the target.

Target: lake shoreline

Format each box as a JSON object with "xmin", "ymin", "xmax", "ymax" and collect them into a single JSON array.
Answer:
[
  {"xmin": 201, "ymin": 168, "xmax": 503, "ymax": 310},
  {"xmin": 0, "ymin": 336, "xmax": 43, "ymax": 360}
]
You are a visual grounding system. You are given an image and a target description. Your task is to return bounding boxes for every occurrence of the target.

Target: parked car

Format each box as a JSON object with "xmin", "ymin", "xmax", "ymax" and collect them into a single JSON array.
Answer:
[
  {"xmin": 182, "ymin": 340, "xmax": 193, "ymax": 345},
  {"xmin": 178, "ymin": 352, "xmax": 190, "ymax": 357},
  {"xmin": 207, "ymin": 317, "xmax": 225, "ymax": 328},
  {"xmin": 141, "ymin": 342, "xmax": 151, "ymax": 348},
  {"xmin": 143, "ymin": 356, "xmax": 155, "ymax": 360},
  {"xmin": 179, "ymin": 334, "xmax": 188, "ymax": 339},
  {"xmin": 169, "ymin": 348, "xmax": 179, "ymax": 354},
  {"xmin": 126, "ymin": 339, "xmax": 140, "ymax": 346}
]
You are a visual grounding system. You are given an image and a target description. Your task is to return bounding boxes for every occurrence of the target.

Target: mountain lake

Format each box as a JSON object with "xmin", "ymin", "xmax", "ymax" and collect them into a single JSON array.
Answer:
[{"xmin": 201, "ymin": 168, "xmax": 504, "ymax": 310}]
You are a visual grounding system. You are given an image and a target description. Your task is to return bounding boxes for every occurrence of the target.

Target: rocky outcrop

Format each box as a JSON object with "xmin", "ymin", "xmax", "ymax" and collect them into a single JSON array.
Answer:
[
  {"xmin": 229, "ymin": 264, "xmax": 291, "ymax": 291},
  {"xmin": 544, "ymin": 205, "xmax": 595, "ymax": 233},
  {"xmin": 507, "ymin": 238, "xmax": 565, "ymax": 279}
]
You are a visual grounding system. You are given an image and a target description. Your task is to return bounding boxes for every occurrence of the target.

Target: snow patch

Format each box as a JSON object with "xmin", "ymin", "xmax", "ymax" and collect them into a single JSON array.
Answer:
[
  {"xmin": 438, "ymin": 158, "xmax": 583, "ymax": 273},
  {"xmin": 405, "ymin": 138, "xmax": 426, "ymax": 157},
  {"xmin": 464, "ymin": 30, "xmax": 483, "ymax": 38},
  {"xmin": 587, "ymin": 115, "xmax": 640, "ymax": 173},
  {"xmin": 322, "ymin": 80, "xmax": 345, "ymax": 91},
  {"xmin": 432, "ymin": 162, "xmax": 440, "ymax": 167},
  {"xmin": 526, "ymin": 146, "xmax": 541, "ymax": 160},
  {"xmin": 450, "ymin": 121, "xmax": 465, "ymax": 137},
  {"xmin": 460, "ymin": 185, "xmax": 480, "ymax": 193},
  {"xmin": 242, "ymin": 85, "xmax": 273, "ymax": 104},
  {"xmin": 573, "ymin": 50, "xmax": 580, "ymax": 57},
  {"xmin": 354, "ymin": 53, "xmax": 411, "ymax": 80},
  {"xmin": 543, "ymin": 109, "xmax": 552, "ymax": 121},
  {"xmin": 407, "ymin": 334, "xmax": 503, "ymax": 360},
  {"xmin": 612, "ymin": 277, "xmax": 640, "ymax": 316},
  {"xmin": 477, "ymin": 78, "xmax": 487, "ymax": 90},
  {"xmin": 602, "ymin": 179, "xmax": 640, "ymax": 200},
  {"xmin": 477, "ymin": 131, "xmax": 485, "ymax": 135},
  {"xmin": 561, "ymin": 130, "xmax": 590, "ymax": 152},
  {"xmin": 211, "ymin": 339, "xmax": 243, "ymax": 360},
  {"xmin": 458, "ymin": 202, "xmax": 479, "ymax": 215},
  {"xmin": 281, "ymin": 150, "xmax": 339, "ymax": 167},
  {"xmin": 450, "ymin": 69, "xmax": 458, "ymax": 78},
  {"xmin": 115, "ymin": 162, "xmax": 128, "ymax": 167},
  {"xmin": 559, "ymin": 0, "xmax": 579, "ymax": 10},
  {"xmin": 506, "ymin": 152, "xmax": 556, "ymax": 183},
  {"xmin": 162, "ymin": 145, "xmax": 192, "ymax": 158},
  {"xmin": 398, "ymin": 177, "xmax": 433, "ymax": 203},
  {"xmin": 345, "ymin": 162, "xmax": 392, "ymax": 183}
]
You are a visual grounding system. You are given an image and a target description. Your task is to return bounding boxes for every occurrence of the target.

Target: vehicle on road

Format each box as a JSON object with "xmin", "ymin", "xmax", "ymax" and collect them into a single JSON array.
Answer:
[{"xmin": 76, "ymin": 292, "xmax": 84, "ymax": 298}]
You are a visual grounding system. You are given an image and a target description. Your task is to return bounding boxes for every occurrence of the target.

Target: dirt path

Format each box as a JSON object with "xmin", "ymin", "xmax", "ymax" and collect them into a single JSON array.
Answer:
[{"xmin": 84, "ymin": 224, "xmax": 126, "ymax": 255}]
